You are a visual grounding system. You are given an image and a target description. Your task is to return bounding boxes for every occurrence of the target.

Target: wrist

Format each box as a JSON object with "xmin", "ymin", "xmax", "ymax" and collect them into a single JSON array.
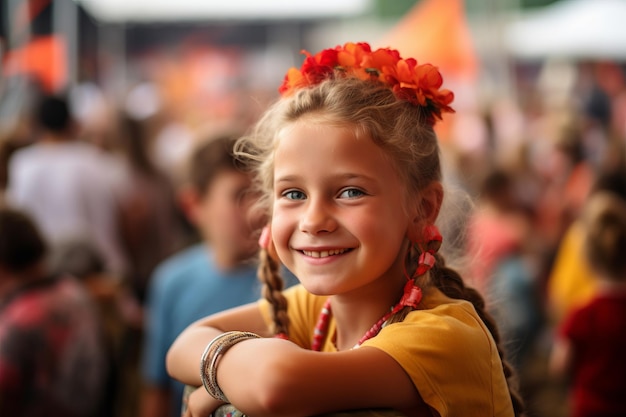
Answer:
[{"xmin": 200, "ymin": 331, "xmax": 261, "ymax": 402}]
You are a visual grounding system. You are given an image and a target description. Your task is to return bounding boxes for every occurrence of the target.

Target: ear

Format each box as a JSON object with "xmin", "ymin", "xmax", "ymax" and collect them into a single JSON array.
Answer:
[
  {"xmin": 177, "ymin": 185, "xmax": 203, "ymax": 226},
  {"xmin": 421, "ymin": 181, "xmax": 444, "ymax": 224},
  {"xmin": 407, "ymin": 181, "xmax": 444, "ymax": 242},
  {"xmin": 259, "ymin": 224, "xmax": 280, "ymax": 262}
]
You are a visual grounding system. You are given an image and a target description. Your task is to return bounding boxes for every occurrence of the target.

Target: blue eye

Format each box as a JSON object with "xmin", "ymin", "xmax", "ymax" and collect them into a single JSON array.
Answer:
[
  {"xmin": 283, "ymin": 190, "xmax": 307, "ymax": 200},
  {"xmin": 339, "ymin": 188, "xmax": 365, "ymax": 199}
]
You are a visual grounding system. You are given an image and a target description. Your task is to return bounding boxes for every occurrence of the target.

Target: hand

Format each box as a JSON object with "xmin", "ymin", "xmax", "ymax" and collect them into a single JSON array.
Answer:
[{"xmin": 182, "ymin": 387, "xmax": 223, "ymax": 417}]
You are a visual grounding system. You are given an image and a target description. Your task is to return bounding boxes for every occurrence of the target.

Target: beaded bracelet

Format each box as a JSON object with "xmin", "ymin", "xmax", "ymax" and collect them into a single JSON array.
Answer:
[{"xmin": 200, "ymin": 331, "xmax": 261, "ymax": 402}]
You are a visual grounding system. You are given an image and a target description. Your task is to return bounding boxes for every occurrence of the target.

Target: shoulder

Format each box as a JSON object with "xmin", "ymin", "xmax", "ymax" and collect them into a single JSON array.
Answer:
[
  {"xmin": 11, "ymin": 144, "xmax": 40, "ymax": 158},
  {"xmin": 150, "ymin": 245, "xmax": 210, "ymax": 287},
  {"xmin": 561, "ymin": 293, "xmax": 626, "ymax": 335},
  {"xmin": 0, "ymin": 291, "xmax": 47, "ymax": 329},
  {"xmin": 154, "ymin": 244, "xmax": 209, "ymax": 276},
  {"xmin": 363, "ymin": 295, "xmax": 513, "ymax": 416},
  {"xmin": 362, "ymin": 292, "xmax": 497, "ymax": 382},
  {"xmin": 75, "ymin": 145, "xmax": 123, "ymax": 177},
  {"xmin": 8, "ymin": 145, "xmax": 40, "ymax": 170},
  {"xmin": 561, "ymin": 293, "xmax": 612, "ymax": 323},
  {"xmin": 0, "ymin": 278, "xmax": 91, "ymax": 331},
  {"xmin": 371, "ymin": 298, "xmax": 489, "ymax": 354}
]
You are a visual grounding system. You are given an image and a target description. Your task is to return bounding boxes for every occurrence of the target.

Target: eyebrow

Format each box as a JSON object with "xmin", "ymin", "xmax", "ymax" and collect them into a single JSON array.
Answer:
[
  {"xmin": 274, "ymin": 175, "xmax": 299, "ymax": 184},
  {"xmin": 274, "ymin": 172, "xmax": 378, "ymax": 184}
]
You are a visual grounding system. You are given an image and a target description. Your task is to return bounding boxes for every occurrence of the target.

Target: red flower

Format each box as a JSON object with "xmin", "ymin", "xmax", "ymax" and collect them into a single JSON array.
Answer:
[{"xmin": 278, "ymin": 42, "xmax": 455, "ymax": 124}]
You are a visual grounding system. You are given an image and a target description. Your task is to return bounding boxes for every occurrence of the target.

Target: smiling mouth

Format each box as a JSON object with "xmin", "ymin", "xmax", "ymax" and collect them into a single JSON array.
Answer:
[{"xmin": 301, "ymin": 248, "xmax": 351, "ymax": 258}]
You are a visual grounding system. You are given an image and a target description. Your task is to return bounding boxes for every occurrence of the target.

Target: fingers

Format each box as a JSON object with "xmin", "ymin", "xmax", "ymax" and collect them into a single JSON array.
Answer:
[{"xmin": 187, "ymin": 386, "xmax": 221, "ymax": 417}]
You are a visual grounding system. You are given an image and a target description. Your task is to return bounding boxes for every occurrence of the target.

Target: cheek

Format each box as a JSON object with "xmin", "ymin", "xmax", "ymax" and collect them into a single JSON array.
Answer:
[
  {"xmin": 200, "ymin": 205, "xmax": 226, "ymax": 236},
  {"xmin": 201, "ymin": 199, "xmax": 241, "ymax": 235},
  {"xmin": 209, "ymin": 200, "xmax": 233, "ymax": 224},
  {"xmin": 193, "ymin": 197, "xmax": 216, "ymax": 226},
  {"xmin": 270, "ymin": 208, "xmax": 294, "ymax": 255},
  {"xmin": 358, "ymin": 206, "xmax": 409, "ymax": 248}
]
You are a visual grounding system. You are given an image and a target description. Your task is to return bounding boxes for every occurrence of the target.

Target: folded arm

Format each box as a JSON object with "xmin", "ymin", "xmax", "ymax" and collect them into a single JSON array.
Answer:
[{"xmin": 167, "ymin": 302, "xmax": 424, "ymax": 417}]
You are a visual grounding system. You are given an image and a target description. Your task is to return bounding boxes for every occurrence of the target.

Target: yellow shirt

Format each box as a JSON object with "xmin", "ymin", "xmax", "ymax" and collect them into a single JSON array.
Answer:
[
  {"xmin": 259, "ymin": 285, "xmax": 514, "ymax": 417},
  {"xmin": 547, "ymin": 221, "xmax": 597, "ymax": 323}
]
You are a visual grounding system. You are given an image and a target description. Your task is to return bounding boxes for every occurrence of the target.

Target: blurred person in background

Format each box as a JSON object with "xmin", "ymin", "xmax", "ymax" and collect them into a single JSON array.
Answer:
[
  {"xmin": 550, "ymin": 181, "xmax": 626, "ymax": 417},
  {"xmin": 533, "ymin": 115, "xmax": 595, "ymax": 255},
  {"xmin": 140, "ymin": 135, "xmax": 263, "ymax": 417},
  {"xmin": 465, "ymin": 169, "xmax": 543, "ymax": 369},
  {"xmin": 71, "ymin": 84, "xmax": 193, "ymax": 304},
  {"xmin": 115, "ymin": 112, "xmax": 190, "ymax": 305},
  {"xmin": 0, "ymin": 113, "xmax": 36, "ymax": 199},
  {"xmin": 5, "ymin": 94, "xmax": 127, "ymax": 277},
  {"xmin": 465, "ymin": 169, "xmax": 531, "ymax": 294},
  {"xmin": 0, "ymin": 206, "xmax": 107, "ymax": 417},
  {"xmin": 50, "ymin": 238, "xmax": 142, "ymax": 417},
  {"xmin": 112, "ymin": 111, "xmax": 192, "ymax": 416},
  {"xmin": 547, "ymin": 170, "xmax": 626, "ymax": 324},
  {"xmin": 534, "ymin": 61, "xmax": 626, "ymax": 324}
]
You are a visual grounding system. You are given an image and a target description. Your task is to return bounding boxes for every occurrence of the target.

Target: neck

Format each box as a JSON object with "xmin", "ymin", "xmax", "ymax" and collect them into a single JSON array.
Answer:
[
  {"xmin": 209, "ymin": 245, "xmax": 250, "ymax": 271},
  {"xmin": 331, "ymin": 273, "xmax": 405, "ymax": 351},
  {"xmin": 41, "ymin": 131, "xmax": 71, "ymax": 143}
]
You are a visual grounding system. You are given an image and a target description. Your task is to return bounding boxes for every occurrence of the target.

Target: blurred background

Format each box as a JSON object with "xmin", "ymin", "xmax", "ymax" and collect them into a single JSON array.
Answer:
[{"xmin": 1, "ymin": 0, "xmax": 625, "ymax": 416}]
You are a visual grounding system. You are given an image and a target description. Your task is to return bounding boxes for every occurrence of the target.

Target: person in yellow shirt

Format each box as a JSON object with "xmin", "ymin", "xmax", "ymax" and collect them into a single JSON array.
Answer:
[
  {"xmin": 548, "ymin": 171, "xmax": 626, "ymax": 323},
  {"xmin": 166, "ymin": 42, "xmax": 522, "ymax": 417}
]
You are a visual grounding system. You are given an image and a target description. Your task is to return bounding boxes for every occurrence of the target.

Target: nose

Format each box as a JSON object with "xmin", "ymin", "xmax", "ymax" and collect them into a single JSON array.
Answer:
[{"xmin": 299, "ymin": 197, "xmax": 337, "ymax": 235}]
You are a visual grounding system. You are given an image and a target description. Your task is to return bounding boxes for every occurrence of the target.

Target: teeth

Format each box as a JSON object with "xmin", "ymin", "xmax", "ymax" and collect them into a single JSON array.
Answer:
[{"xmin": 303, "ymin": 248, "xmax": 348, "ymax": 258}]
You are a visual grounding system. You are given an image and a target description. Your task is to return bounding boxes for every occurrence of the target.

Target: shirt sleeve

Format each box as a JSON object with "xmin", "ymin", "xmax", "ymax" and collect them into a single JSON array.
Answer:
[{"xmin": 258, "ymin": 284, "xmax": 326, "ymax": 349}]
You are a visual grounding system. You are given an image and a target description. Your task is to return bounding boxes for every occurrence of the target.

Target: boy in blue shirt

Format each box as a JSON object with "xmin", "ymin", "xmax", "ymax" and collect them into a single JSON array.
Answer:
[{"xmin": 140, "ymin": 135, "xmax": 261, "ymax": 417}]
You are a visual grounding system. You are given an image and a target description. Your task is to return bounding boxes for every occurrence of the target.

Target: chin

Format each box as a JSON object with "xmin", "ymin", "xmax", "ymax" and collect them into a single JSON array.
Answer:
[
  {"xmin": 299, "ymin": 281, "xmax": 331, "ymax": 296},
  {"xmin": 299, "ymin": 280, "xmax": 347, "ymax": 297}
]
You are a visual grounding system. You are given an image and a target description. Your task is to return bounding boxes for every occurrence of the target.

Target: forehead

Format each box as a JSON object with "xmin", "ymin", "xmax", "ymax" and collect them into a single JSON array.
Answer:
[
  {"xmin": 273, "ymin": 119, "xmax": 398, "ymax": 182},
  {"xmin": 203, "ymin": 169, "xmax": 251, "ymax": 196}
]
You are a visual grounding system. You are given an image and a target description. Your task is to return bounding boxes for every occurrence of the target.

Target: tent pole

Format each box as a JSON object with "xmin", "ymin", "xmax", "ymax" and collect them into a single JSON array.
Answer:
[{"xmin": 53, "ymin": 0, "xmax": 78, "ymax": 92}]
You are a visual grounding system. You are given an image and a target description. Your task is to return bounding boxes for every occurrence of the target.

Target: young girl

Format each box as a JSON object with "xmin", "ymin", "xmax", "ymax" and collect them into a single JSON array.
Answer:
[
  {"xmin": 550, "ymin": 185, "xmax": 626, "ymax": 417},
  {"xmin": 167, "ymin": 42, "xmax": 523, "ymax": 417}
]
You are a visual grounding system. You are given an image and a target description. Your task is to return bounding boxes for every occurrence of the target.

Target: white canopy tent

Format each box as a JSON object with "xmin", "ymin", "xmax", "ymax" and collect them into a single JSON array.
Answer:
[
  {"xmin": 74, "ymin": 0, "xmax": 372, "ymax": 22},
  {"xmin": 506, "ymin": 0, "xmax": 626, "ymax": 60}
]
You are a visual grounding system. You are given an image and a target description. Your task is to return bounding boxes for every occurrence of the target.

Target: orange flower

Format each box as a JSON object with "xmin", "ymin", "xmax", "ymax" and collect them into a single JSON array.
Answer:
[
  {"xmin": 278, "ymin": 42, "xmax": 454, "ymax": 124},
  {"xmin": 278, "ymin": 67, "xmax": 305, "ymax": 95},
  {"xmin": 365, "ymin": 48, "xmax": 400, "ymax": 74},
  {"xmin": 336, "ymin": 42, "xmax": 371, "ymax": 68}
]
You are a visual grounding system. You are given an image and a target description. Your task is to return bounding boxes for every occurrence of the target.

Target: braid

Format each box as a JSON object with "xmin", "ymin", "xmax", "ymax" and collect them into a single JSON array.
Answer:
[
  {"xmin": 388, "ymin": 238, "xmax": 440, "ymax": 325},
  {"xmin": 258, "ymin": 248, "xmax": 290, "ymax": 337},
  {"xmin": 431, "ymin": 253, "xmax": 525, "ymax": 416}
]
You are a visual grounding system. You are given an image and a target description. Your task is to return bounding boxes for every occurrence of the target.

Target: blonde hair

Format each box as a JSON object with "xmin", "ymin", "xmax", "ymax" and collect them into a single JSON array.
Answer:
[
  {"xmin": 235, "ymin": 75, "xmax": 524, "ymax": 415},
  {"xmin": 583, "ymin": 192, "xmax": 626, "ymax": 280}
]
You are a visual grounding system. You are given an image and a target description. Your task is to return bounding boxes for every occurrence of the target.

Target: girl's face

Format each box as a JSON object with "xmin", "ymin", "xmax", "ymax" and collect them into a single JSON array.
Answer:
[{"xmin": 271, "ymin": 118, "xmax": 413, "ymax": 297}]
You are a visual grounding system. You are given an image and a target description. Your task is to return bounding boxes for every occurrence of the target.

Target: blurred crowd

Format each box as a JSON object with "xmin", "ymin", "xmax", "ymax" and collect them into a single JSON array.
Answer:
[{"xmin": 0, "ymin": 57, "xmax": 625, "ymax": 417}]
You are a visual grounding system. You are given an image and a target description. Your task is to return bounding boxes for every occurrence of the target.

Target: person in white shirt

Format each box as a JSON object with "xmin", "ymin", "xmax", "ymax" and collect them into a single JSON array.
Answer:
[{"xmin": 7, "ymin": 95, "xmax": 127, "ymax": 277}]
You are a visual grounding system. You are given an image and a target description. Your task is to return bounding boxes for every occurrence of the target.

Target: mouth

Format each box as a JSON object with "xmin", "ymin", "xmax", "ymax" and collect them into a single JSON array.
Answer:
[{"xmin": 300, "ymin": 248, "xmax": 352, "ymax": 258}]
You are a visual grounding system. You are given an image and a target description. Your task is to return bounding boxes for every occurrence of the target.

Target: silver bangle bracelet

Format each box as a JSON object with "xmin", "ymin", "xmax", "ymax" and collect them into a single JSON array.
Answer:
[{"xmin": 200, "ymin": 331, "xmax": 261, "ymax": 402}]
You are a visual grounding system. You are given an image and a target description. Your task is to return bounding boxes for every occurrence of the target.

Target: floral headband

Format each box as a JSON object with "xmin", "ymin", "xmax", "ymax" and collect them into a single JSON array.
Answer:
[{"xmin": 278, "ymin": 42, "xmax": 455, "ymax": 124}]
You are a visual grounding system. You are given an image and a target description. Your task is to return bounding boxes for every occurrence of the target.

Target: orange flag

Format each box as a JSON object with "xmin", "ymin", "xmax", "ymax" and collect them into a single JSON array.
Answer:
[
  {"xmin": 380, "ymin": 0, "xmax": 478, "ymax": 83},
  {"xmin": 3, "ymin": 35, "xmax": 67, "ymax": 93}
]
